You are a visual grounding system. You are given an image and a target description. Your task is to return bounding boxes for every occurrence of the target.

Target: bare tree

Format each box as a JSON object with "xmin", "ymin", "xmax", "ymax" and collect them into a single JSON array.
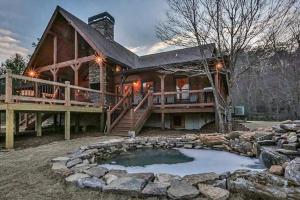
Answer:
[{"xmin": 156, "ymin": 0, "xmax": 296, "ymax": 131}]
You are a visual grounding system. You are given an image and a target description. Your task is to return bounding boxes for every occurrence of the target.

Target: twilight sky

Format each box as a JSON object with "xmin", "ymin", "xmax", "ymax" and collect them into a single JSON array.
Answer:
[{"xmin": 0, "ymin": 0, "xmax": 174, "ymax": 63}]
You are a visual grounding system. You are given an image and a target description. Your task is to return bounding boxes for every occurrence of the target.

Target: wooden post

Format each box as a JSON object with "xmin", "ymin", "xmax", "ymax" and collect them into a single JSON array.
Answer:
[
  {"xmin": 215, "ymin": 70, "xmax": 219, "ymax": 93},
  {"xmin": 65, "ymin": 81, "xmax": 71, "ymax": 106},
  {"xmin": 64, "ymin": 111, "xmax": 70, "ymax": 140},
  {"xmin": 106, "ymin": 110, "xmax": 111, "ymax": 134},
  {"xmin": 148, "ymin": 90, "xmax": 153, "ymax": 108},
  {"xmin": 159, "ymin": 74, "xmax": 166, "ymax": 108},
  {"xmin": 5, "ymin": 109, "xmax": 14, "ymax": 149},
  {"xmin": 5, "ymin": 69, "xmax": 12, "ymax": 103},
  {"xmin": 130, "ymin": 108, "xmax": 134, "ymax": 128},
  {"xmin": 14, "ymin": 112, "xmax": 19, "ymax": 135},
  {"xmin": 74, "ymin": 30, "xmax": 78, "ymax": 60},
  {"xmin": 36, "ymin": 112, "xmax": 42, "ymax": 137},
  {"xmin": 53, "ymin": 36, "xmax": 57, "ymax": 65},
  {"xmin": 161, "ymin": 112, "xmax": 165, "ymax": 130}
]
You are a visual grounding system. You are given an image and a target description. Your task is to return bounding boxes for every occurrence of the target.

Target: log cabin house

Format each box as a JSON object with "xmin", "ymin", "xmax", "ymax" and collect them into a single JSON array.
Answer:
[{"xmin": 0, "ymin": 6, "xmax": 228, "ymax": 149}]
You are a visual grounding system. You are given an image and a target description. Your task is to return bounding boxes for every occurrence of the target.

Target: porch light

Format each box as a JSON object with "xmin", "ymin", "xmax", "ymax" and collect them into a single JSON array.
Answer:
[
  {"xmin": 95, "ymin": 56, "xmax": 103, "ymax": 64},
  {"xmin": 28, "ymin": 70, "xmax": 37, "ymax": 78},
  {"xmin": 216, "ymin": 62, "xmax": 223, "ymax": 70}
]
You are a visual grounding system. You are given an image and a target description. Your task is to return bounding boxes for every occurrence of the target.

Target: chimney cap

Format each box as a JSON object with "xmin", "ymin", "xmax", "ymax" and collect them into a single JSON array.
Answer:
[{"xmin": 88, "ymin": 12, "xmax": 115, "ymax": 25}]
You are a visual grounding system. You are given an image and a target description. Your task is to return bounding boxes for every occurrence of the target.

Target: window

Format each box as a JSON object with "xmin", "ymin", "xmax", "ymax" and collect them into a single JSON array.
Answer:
[
  {"xmin": 90, "ymin": 83, "xmax": 100, "ymax": 90},
  {"xmin": 173, "ymin": 115, "xmax": 185, "ymax": 128}
]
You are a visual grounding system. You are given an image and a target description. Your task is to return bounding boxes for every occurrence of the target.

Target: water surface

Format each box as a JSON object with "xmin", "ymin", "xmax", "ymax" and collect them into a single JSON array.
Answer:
[{"xmin": 99, "ymin": 148, "xmax": 265, "ymax": 176}]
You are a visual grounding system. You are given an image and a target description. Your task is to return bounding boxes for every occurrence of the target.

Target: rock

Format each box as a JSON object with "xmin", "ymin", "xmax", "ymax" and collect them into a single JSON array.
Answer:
[
  {"xmin": 259, "ymin": 149, "xmax": 290, "ymax": 168},
  {"xmin": 103, "ymin": 177, "xmax": 147, "ymax": 196},
  {"xmin": 285, "ymin": 157, "xmax": 300, "ymax": 184},
  {"xmin": 269, "ymin": 165, "xmax": 284, "ymax": 176},
  {"xmin": 77, "ymin": 177, "xmax": 106, "ymax": 190},
  {"xmin": 239, "ymin": 132, "xmax": 256, "ymax": 142},
  {"xmin": 51, "ymin": 162, "xmax": 73, "ymax": 176},
  {"xmin": 198, "ymin": 184, "xmax": 230, "ymax": 200},
  {"xmin": 103, "ymin": 169, "xmax": 127, "ymax": 184},
  {"xmin": 66, "ymin": 158, "xmax": 82, "ymax": 168},
  {"xmin": 83, "ymin": 166, "xmax": 108, "ymax": 178},
  {"xmin": 154, "ymin": 173, "xmax": 181, "ymax": 186},
  {"xmin": 276, "ymin": 149, "xmax": 299, "ymax": 155},
  {"xmin": 225, "ymin": 131, "xmax": 243, "ymax": 140},
  {"xmin": 257, "ymin": 140, "xmax": 276, "ymax": 146},
  {"xmin": 281, "ymin": 123, "xmax": 300, "ymax": 132},
  {"xmin": 51, "ymin": 156, "xmax": 70, "ymax": 163},
  {"xmin": 70, "ymin": 163, "xmax": 91, "ymax": 172},
  {"xmin": 126, "ymin": 173, "xmax": 154, "ymax": 182},
  {"xmin": 198, "ymin": 134, "xmax": 228, "ymax": 146},
  {"xmin": 288, "ymin": 132, "xmax": 298, "ymax": 143},
  {"xmin": 272, "ymin": 125, "xmax": 287, "ymax": 133},
  {"xmin": 142, "ymin": 182, "xmax": 168, "ymax": 197},
  {"xmin": 227, "ymin": 170, "xmax": 300, "ymax": 200},
  {"xmin": 212, "ymin": 179, "xmax": 227, "ymax": 189},
  {"xmin": 282, "ymin": 162, "xmax": 289, "ymax": 169},
  {"xmin": 167, "ymin": 180, "xmax": 199, "ymax": 199},
  {"xmin": 183, "ymin": 172, "xmax": 219, "ymax": 186},
  {"xmin": 65, "ymin": 173, "xmax": 90, "ymax": 183},
  {"xmin": 282, "ymin": 143, "xmax": 299, "ymax": 151},
  {"xmin": 255, "ymin": 132, "xmax": 274, "ymax": 141}
]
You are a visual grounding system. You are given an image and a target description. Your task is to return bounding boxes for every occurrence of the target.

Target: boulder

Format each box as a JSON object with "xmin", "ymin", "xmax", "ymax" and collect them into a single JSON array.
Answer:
[
  {"xmin": 142, "ymin": 182, "xmax": 168, "ymax": 197},
  {"xmin": 51, "ymin": 162, "xmax": 73, "ymax": 176},
  {"xmin": 227, "ymin": 170, "xmax": 300, "ymax": 200},
  {"xmin": 154, "ymin": 173, "xmax": 181, "ymax": 187},
  {"xmin": 259, "ymin": 149, "xmax": 290, "ymax": 168},
  {"xmin": 167, "ymin": 180, "xmax": 199, "ymax": 199},
  {"xmin": 272, "ymin": 125, "xmax": 287, "ymax": 133},
  {"xmin": 103, "ymin": 169, "xmax": 127, "ymax": 184},
  {"xmin": 83, "ymin": 166, "xmax": 108, "ymax": 178},
  {"xmin": 66, "ymin": 158, "xmax": 82, "ymax": 168},
  {"xmin": 126, "ymin": 173, "xmax": 154, "ymax": 182},
  {"xmin": 276, "ymin": 149, "xmax": 299, "ymax": 156},
  {"xmin": 257, "ymin": 140, "xmax": 276, "ymax": 146},
  {"xmin": 280, "ymin": 124, "xmax": 300, "ymax": 132},
  {"xmin": 198, "ymin": 134, "xmax": 228, "ymax": 146},
  {"xmin": 285, "ymin": 158, "xmax": 300, "ymax": 185},
  {"xmin": 269, "ymin": 165, "xmax": 284, "ymax": 176},
  {"xmin": 288, "ymin": 132, "xmax": 298, "ymax": 143},
  {"xmin": 198, "ymin": 184, "xmax": 230, "ymax": 200},
  {"xmin": 282, "ymin": 143, "xmax": 299, "ymax": 151},
  {"xmin": 65, "ymin": 173, "xmax": 90, "ymax": 183},
  {"xmin": 103, "ymin": 177, "xmax": 147, "ymax": 196},
  {"xmin": 77, "ymin": 177, "xmax": 106, "ymax": 190},
  {"xmin": 182, "ymin": 172, "xmax": 219, "ymax": 186}
]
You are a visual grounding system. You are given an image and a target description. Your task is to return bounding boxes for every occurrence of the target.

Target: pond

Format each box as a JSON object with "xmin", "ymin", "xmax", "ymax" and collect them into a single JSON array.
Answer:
[{"xmin": 98, "ymin": 148, "xmax": 265, "ymax": 176}]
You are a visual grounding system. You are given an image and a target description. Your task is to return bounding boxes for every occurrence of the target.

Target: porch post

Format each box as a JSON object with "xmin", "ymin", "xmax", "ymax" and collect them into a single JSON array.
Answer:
[
  {"xmin": 5, "ymin": 109, "xmax": 14, "ymax": 149},
  {"xmin": 36, "ymin": 112, "xmax": 42, "ymax": 137},
  {"xmin": 159, "ymin": 74, "xmax": 166, "ymax": 130},
  {"xmin": 64, "ymin": 111, "xmax": 71, "ymax": 140},
  {"xmin": 214, "ymin": 70, "xmax": 220, "ymax": 131}
]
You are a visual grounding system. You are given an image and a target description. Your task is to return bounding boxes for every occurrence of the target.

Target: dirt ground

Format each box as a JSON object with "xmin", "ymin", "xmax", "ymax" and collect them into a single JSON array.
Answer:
[{"xmin": 0, "ymin": 135, "xmax": 167, "ymax": 200}]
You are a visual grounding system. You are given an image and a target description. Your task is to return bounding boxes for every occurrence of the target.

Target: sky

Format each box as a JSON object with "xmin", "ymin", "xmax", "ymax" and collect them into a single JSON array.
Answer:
[{"xmin": 0, "ymin": 0, "xmax": 174, "ymax": 63}]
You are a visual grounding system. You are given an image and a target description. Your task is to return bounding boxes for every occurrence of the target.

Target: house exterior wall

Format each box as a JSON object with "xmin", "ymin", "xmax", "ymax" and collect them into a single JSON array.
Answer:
[{"xmin": 144, "ymin": 113, "xmax": 214, "ymax": 130}]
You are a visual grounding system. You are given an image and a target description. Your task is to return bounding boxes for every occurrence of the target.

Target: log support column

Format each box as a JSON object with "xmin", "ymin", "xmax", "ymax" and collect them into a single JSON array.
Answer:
[
  {"xmin": 64, "ymin": 111, "xmax": 70, "ymax": 140},
  {"xmin": 36, "ymin": 112, "xmax": 42, "ymax": 137},
  {"xmin": 5, "ymin": 109, "xmax": 14, "ymax": 149},
  {"xmin": 159, "ymin": 74, "xmax": 166, "ymax": 130}
]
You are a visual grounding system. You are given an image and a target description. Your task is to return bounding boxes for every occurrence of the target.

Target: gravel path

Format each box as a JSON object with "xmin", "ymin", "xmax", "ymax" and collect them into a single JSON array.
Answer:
[{"xmin": 0, "ymin": 136, "xmax": 154, "ymax": 200}]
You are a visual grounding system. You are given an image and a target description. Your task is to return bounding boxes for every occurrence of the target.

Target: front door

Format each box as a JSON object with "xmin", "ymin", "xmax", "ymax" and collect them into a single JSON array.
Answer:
[{"xmin": 176, "ymin": 78, "xmax": 189, "ymax": 103}]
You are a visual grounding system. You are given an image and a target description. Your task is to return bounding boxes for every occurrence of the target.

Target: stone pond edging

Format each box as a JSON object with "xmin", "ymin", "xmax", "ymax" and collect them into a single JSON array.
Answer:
[{"xmin": 51, "ymin": 133, "xmax": 300, "ymax": 200}]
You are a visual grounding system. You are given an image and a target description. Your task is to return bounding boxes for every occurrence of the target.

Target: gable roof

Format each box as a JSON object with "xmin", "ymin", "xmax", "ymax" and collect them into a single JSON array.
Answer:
[{"xmin": 27, "ymin": 6, "xmax": 216, "ymax": 71}]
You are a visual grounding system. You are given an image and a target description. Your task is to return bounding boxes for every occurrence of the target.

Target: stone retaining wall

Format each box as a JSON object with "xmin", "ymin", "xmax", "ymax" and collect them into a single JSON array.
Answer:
[{"xmin": 51, "ymin": 134, "xmax": 300, "ymax": 199}]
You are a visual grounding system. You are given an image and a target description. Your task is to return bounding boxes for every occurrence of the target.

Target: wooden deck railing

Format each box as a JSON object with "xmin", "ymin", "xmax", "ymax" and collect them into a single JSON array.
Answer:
[
  {"xmin": 130, "ymin": 90, "xmax": 153, "ymax": 133},
  {"xmin": 106, "ymin": 90, "xmax": 132, "ymax": 133},
  {"xmin": 0, "ymin": 70, "xmax": 108, "ymax": 108},
  {"xmin": 152, "ymin": 89, "xmax": 215, "ymax": 108}
]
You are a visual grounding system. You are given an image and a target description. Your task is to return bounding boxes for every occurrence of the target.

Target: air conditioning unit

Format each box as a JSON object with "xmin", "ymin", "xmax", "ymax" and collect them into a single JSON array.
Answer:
[{"xmin": 234, "ymin": 106, "xmax": 245, "ymax": 116}]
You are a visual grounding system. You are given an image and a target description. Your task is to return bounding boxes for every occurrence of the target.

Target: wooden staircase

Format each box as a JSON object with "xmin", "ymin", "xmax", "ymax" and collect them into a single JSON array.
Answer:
[
  {"xmin": 107, "ymin": 91, "xmax": 153, "ymax": 136},
  {"xmin": 19, "ymin": 113, "xmax": 52, "ymax": 131},
  {"xmin": 110, "ymin": 109, "xmax": 145, "ymax": 136}
]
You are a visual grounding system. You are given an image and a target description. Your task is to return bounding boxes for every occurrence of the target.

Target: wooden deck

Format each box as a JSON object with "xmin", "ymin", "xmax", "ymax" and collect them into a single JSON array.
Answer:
[{"xmin": 0, "ymin": 70, "xmax": 114, "ymax": 149}]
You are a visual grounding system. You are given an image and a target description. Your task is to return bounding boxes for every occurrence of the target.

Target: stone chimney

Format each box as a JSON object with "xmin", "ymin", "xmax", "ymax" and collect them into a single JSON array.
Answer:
[{"xmin": 88, "ymin": 12, "xmax": 115, "ymax": 40}]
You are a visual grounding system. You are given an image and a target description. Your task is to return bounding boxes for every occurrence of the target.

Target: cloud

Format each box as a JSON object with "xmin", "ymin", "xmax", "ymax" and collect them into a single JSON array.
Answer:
[
  {"xmin": 128, "ymin": 41, "xmax": 179, "ymax": 56},
  {"xmin": 0, "ymin": 28, "xmax": 29, "ymax": 63}
]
